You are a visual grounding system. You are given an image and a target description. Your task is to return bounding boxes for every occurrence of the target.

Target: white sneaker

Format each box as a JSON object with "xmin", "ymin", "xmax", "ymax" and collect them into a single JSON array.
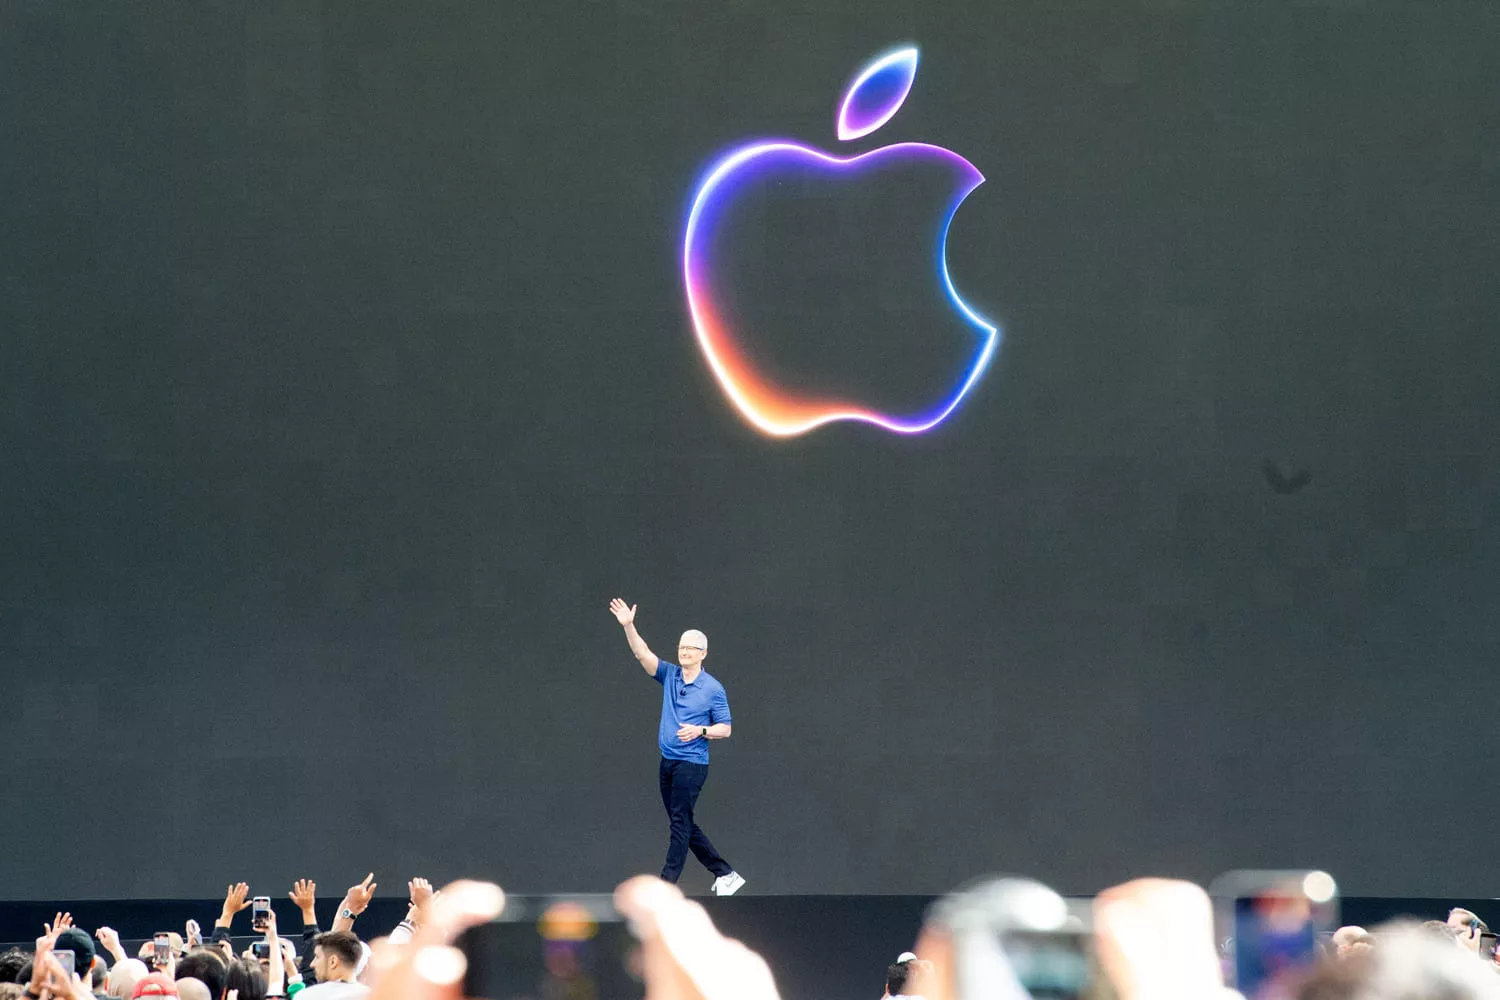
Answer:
[{"xmin": 711, "ymin": 871, "xmax": 746, "ymax": 896}]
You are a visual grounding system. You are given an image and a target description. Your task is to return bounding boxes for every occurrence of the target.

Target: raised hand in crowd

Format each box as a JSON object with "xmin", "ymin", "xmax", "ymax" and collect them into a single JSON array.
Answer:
[
  {"xmin": 1092, "ymin": 878, "xmax": 1228, "ymax": 1000},
  {"xmin": 218, "ymin": 882, "xmax": 253, "ymax": 930},
  {"xmin": 185, "ymin": 917, "xmax": 202, "ymax": 949},
  {"xmin": 406, "ymin": 878, "xmax": 435, "ymax": 927},
  {"xmin": 333, "ymin": 873, "xmax": 377, "ymax": 933},
  {"xmin": 281, "ymin": 942, "xmax": 301, "ymax": 990},
  {"xmin": 34, "ymin": 950, "xmax": 91, "ymax": 1000},
  {"xmin": 262, "ymin": 908, "xmax": 287, "ymax": 998},
  {"xmin": 42, "ymin": 913, "xmax": 71, "ymax": 941},
  {"xmin": 290, "ymin": 879, "xmax": 318, "ymax": 926},
  {"xmin": 93, "ymin": 926, "xmax": 127, "ymax": 965},
  {"xmin": 367, "ymin": 879, "xmax": 504, "ymax": 1000},
  {"xmin": 615, "ymin": 876, "xmax": 780, "ymax": 1000}
]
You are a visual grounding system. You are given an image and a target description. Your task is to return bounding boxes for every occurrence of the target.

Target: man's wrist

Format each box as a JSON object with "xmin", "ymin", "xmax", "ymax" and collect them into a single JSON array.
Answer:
[{"xmin": 339, "ymin": 907, "xmax": 357, "ymax": 920}]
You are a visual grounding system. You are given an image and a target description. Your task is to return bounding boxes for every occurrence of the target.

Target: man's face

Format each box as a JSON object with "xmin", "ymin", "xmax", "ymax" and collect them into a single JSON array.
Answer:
[
  {"xmin": 679, "ymin": 644, "xmax": 705, "ymax": 668},
  {"xmin": 312, "ymin": 945, "xmax": 333, "ymax": 981}
]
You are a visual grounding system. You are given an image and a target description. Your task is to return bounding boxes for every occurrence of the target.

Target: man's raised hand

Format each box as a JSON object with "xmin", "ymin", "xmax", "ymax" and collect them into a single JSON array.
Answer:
[
  {"xmin": 95, "ymin": 926, "xmax": 127, "ymax": 964},
  {"xmin": 345, "ymin": 873, "xmax": 378, "ymax": 914},
  {"xmin": 43, "ymin": 912, "xmax": 72, "ymax": 940},
  {"xmin": 220, "ymin": 882, "xmax": 252, "ymax": 928},
  {"xmin": 290, "ymin": 878, "xmax": 318, "ymax": 922},
  {"xmin": 609, "ymin": 598, "xmax": 637, "ymax": 626},
  {"xmin": 409, "ymin": 877, "xmax": 435, "ymax": 909}
]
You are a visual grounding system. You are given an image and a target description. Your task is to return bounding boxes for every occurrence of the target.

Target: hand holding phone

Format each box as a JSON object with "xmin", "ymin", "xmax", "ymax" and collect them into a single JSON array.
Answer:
[
  {"xmin": 252, "ymin": 896, "xmax": 273, "ymax": 932},
  {"xmin": 153, "ymin": 933, "xmax": 173, "ymax": 969}
]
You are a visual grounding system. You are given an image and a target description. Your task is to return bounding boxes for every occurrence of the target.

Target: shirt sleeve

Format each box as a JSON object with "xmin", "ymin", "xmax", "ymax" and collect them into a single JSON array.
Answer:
[
  {"xmin": 710, "ymin": 682, "xmax": 731, "ymax": 725},
  {"xmin": 653, "ymin": 661, "xmax": 677, "ymax": 687}
]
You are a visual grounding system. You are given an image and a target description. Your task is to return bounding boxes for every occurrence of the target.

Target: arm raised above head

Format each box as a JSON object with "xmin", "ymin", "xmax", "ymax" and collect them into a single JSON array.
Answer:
[{"xmin": 609, "ymin": 597, "xmax": 659, "ymax": 675}]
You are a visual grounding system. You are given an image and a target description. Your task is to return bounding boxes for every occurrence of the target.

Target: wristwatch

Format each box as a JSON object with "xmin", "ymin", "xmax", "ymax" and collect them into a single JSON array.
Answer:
[
  {"xmin": 340, "ymin": 907, "xmax": 357, "ymax": 921},
  {"xmin": 701, "ymin": 727, "xmax": 708, "ymax": 738}
]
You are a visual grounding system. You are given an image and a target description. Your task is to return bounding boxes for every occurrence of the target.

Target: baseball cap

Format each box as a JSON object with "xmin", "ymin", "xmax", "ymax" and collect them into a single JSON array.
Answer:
[
  {"xmin": 132, "ymin": 973, "xmax": 178, "ymax": 997},
  {"xmin": 679, "ymin": 629, "xmax": 707, "ymax": 650}
]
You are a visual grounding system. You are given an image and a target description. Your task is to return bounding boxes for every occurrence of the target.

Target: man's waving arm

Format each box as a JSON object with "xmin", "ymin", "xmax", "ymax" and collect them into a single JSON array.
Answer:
[{"xmin": 609, "ymin": 597, "xmax": 659, "ymax": 676}]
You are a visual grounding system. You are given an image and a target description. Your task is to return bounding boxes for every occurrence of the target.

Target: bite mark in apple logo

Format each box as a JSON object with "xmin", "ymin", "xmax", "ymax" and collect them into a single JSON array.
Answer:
[{"xmin": 683, "ymin": 46, "xmax": 1001, "ymax": 437}]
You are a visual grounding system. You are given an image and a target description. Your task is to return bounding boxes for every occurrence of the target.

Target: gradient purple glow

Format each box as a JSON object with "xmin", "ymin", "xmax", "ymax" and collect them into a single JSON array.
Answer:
[
  {"xmin": 836, "ymin": 47, "xmax": 920, "ymax": 142},
  {"xmin": 683, "ymin": 141, "xmax": 999, "ymax": 437}
]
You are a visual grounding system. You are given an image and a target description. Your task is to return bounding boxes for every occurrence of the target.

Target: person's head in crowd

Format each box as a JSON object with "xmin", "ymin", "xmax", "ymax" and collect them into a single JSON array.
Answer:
[
  {"xmin": 108, "ymin": 959, "xmax": 150, "ymax": 1000},
  {"xmin": 1447, "ymin": 908, "xmax": 1488, "ymax": 954},
  {"xmin": 0, "ymin": 982, "xmax": 23, "ymax": 1000},
  {"xmin": 56, "ymin": 926, "xmax": 100, "ymax": 982},
  {"xmin": 312, "ymin": 930, "xmax": 363, "ymax": 985},
  {"xmin": 1333, "ymin": 926, "xmax": 1374, "ymax": 959},
  {"xmin": 174, "ymin": 949, "xmax": 227, "ymax": 1000},
  {"xmin": 1421, "ymin": 919, "xmax": 1464, "ymax": 946},
  {"xmin": 225, "ymin": 959, "xmax": 266, "ymax": 1000},
  {"xmin": 0, "ymin": 949, "xmax": 26, "ymax": 984},
  {"xmin": 131, "ymin": 972, "xmax": 178, "ymax": 998},
  {"xmin": 173, "ymin": 979, "xmax": 210, "ymax": 1000},
  {"xmin": 1297, "ymin": 923, "xmax": 1500, "ymax": 1000},
  {"xmin": 93, "ymin": 959, "xmax": 109, "ymax": 991},
  {"xmin": 884, "ymin": 952, "xmax": 932, "ymax": 999}
]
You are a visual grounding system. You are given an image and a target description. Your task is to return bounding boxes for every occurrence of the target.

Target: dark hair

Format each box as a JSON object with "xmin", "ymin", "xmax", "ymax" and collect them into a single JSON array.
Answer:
[
  {"xmin": 176, "ymin": 948, "xmax": 228, "ymax": 999},
  {"xmin": 53, "ymin": 928, "xmax": 95, "ymax": 974},
  {"xmin": 90, "ymin": 959, "xmax": 106, "ymax": 990},
  {"xmin": 0, "ymin": 949, "xmax": 27, "ymax": 984},
  {"xmin": 885, "ymin": 961, "xmax": 913, "ymax": 996},
  {"xmin": 226, "ymin": 958, "xmax": 267, "ymax": 1000},
  {"xmin": 313, "ymin": 931, "xmax": 362, "ymax": 972}
]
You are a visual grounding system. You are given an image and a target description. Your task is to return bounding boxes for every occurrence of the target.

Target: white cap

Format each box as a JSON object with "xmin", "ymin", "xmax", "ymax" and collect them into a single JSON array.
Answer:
[
  {"xmin": 896, "ymin": 952, "xmax": 919, "ymax": 964},
  {"xmin": 679, "ymin": 629, "xmax": 708, "ymax": 650}
]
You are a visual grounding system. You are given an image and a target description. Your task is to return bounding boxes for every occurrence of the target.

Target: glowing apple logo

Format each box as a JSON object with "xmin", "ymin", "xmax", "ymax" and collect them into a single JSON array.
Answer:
[{"xmin": 683, "ymin": 46, "xmax": 1000, "ymax": 437}]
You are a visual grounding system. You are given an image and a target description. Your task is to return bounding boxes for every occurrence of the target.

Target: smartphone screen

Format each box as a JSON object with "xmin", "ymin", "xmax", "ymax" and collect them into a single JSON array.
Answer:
[
  {"xmin": 997, "ymin": 929, "xmax": 1096, "ymax": 1000},
  {"xmin": 54, "ymin": 950, "xmax": 75, "ymax": 979},
  {"xmin": 252, "ymin": 897, "xmax": 272, "ymax": 930},
  {"xmin": 154, "ymin": 934, "xmax": 172, "ymax": 967},
  {"xmin": 1480, "ymin": 932, "xmax": 1498, "ymax": 962},
  {"xmin": 252, "ymin": 941, "xmax": 272, "ymax": 960},
  {"xmin": 1216, "ymin": 872, "xmax": 1337, "ymax": 1000},
  {"xmin": 456, "ymin": 896, "xmax": 641, "ymax": 1000}
]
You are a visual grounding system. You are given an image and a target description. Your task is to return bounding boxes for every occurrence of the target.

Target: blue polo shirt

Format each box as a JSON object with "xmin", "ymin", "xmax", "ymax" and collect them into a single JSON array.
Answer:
[{"xmin": 653, "ymin": 661, "xmax": 731, "ymax": 763}]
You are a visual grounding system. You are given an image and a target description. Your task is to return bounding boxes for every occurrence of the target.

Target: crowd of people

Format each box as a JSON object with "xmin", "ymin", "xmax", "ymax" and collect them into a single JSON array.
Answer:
[
  {"xmin": 2, "ymin": 872, "xmax": 1499, "ymax": 1000},
  {"xmin": 0, "ymin": 876, "xmax": 412, "ymax": 1000}
]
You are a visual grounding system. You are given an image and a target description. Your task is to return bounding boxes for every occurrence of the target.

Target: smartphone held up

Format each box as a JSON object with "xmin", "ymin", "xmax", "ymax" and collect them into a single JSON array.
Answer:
[{"xmin": 1210, "ymin": 869, "xmax": 1338, "ymax": 1000}]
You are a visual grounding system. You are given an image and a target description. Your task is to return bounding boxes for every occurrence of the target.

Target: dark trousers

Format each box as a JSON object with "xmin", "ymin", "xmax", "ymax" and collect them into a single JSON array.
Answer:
[{"xmin": 658, "ymin": 757, "xmax": 733, "ymax": 883}]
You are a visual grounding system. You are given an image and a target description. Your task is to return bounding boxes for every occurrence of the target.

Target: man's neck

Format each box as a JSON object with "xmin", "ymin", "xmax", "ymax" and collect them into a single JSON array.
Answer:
[{"xmin": 681, "ymin": 664, "xmax": 703, "ymax": 683}]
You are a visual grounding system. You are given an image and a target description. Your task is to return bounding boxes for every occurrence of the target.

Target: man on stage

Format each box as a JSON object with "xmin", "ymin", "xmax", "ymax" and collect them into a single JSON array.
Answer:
[{"xmin": 610, "ymin": 597, "xmax": 746, "ymax": 895}]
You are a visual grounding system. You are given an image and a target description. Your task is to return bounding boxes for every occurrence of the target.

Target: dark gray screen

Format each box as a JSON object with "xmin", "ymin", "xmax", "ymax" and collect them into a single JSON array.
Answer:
[{"xmin": 2, "ymin": 0, "xmax": 1498, "ymax": 899}]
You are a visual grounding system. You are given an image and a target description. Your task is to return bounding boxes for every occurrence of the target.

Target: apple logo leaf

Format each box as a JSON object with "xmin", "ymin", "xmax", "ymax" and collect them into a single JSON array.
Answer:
[{"xmin": 836, "ymin": 46, "xmax": 920, "ymax": 141}]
